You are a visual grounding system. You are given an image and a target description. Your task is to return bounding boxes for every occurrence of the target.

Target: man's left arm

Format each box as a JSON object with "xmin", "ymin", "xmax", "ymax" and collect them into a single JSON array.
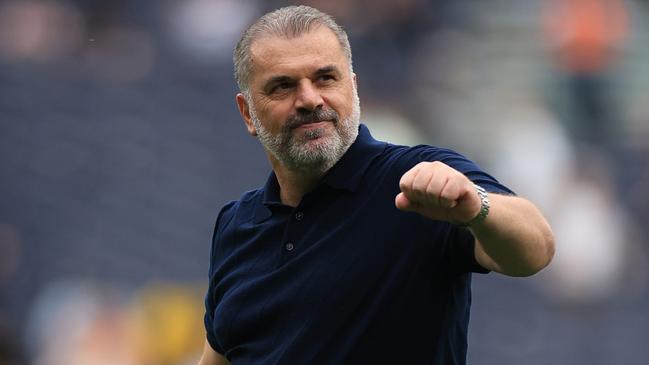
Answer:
[
  {"xmin": 395, "ymin": 161, "xmax": 555, "ymax": 277},
  {"xmin": 470, "ymin": 193, "xmax": 555, "ymax": 276}
]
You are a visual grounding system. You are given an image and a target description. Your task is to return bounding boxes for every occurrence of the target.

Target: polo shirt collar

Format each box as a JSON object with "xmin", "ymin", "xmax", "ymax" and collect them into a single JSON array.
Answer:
[
  {"xmin": 321, "ymin": 123, "xmax": 387, "ymax": 192},
  {"xmin": 253, "ymin": 124, "xmax": 386, "ymax": 223}
]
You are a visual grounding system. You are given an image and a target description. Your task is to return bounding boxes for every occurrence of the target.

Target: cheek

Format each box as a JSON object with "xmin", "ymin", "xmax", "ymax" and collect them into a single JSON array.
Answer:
[
  {"xmin": 325, "ymin": 92, "xmax": 353, "ymax": 116},
  {"xmin": 257, "ymin": 102, "xmax": 292, "ymax": 129}
]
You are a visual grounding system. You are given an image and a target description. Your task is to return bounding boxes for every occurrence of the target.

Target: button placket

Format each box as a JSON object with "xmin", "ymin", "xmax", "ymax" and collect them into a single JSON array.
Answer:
[{"xmin": 281, "ymin": 206, "xmax": 307, "ymax": 257}]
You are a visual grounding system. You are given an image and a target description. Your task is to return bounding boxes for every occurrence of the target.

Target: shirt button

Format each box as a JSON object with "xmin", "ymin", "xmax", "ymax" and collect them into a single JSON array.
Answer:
[
  {"xmin": 285, "ymin": 242, "xmax": 294, "ymax": 251},
  {"xmin": 295, "ymin": 211, "xmax": 304, "ymax": 221}
]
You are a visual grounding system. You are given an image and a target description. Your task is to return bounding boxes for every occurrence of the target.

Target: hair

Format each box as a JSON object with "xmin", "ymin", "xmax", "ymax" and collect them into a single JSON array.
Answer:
[{"xmin": 233, "ymin": 5, "xmax": 353, "ymax": 98}]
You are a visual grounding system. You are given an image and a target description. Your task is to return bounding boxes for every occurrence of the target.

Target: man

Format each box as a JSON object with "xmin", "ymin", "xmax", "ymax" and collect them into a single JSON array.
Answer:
[{"xmin": 199, "ymin": 5, "xmax": 554, "ymax": 365}]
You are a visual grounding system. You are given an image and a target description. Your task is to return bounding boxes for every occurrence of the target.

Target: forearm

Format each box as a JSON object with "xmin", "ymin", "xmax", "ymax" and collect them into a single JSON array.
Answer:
[
  {"xmin": 394, "ymin": 161, "xmax": 554, "ymax": 276},
  {"xmin": 470, "ymin": 193, "xmax": 555, "ymax": 277}
]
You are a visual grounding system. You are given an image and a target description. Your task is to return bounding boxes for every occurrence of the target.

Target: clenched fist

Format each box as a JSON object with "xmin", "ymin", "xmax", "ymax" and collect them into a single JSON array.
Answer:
[{"xmin": 395, "ymin": 161, "xmax": 482, "ymax": 225}]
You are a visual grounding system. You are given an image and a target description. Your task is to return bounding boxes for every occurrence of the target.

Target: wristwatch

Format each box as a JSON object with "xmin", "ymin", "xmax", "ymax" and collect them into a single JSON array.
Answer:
[{"xmin": 464, "ymin": 183, "xmax": 490, "ymax": 227}]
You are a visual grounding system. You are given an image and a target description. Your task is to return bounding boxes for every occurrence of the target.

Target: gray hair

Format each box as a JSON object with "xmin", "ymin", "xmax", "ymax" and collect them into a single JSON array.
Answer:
[{"xmin": 233, "ymin": 5, "xmax": 353, "ymax": 97}]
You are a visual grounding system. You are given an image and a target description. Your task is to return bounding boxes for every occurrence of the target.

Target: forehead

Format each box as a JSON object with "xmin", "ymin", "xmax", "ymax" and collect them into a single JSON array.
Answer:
[{"xmin": 249, "ymin": 26, "xmax": 347, "ymax": 80}]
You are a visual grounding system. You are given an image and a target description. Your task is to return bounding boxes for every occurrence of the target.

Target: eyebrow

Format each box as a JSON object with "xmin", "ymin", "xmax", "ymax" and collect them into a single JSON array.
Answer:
[
  {"xmin": 262, "ymin": 65, "xmax": 342, "ymax": 93},
  {"xmin": 261, "ymin": 74, "xmax": 295, "ymax": 95},
  {"xmin": 264, "ymin": 75, "xmax": 292, "ymax": 88},
  {"xmin": 314, "ymin": 65, "xmax": 340, "ymax": 76}
]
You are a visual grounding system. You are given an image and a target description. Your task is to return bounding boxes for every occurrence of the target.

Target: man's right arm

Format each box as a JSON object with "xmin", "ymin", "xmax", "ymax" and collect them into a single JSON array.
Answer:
[{"xmin": 198, "ymin": 340, "xmax": 230, "ymax": 365}]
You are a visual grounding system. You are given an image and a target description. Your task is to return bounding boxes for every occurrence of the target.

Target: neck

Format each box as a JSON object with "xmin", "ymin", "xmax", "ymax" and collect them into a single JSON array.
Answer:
[{"xmin": 269, "ymin": 157, "xmax": 327, "ymax": 207}]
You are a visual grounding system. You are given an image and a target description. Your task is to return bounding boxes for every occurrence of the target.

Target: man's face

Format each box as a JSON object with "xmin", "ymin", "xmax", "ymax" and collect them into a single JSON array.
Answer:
[{"xmin": 237, "ymin": 26, "xmax": 360, "ymax": 173}]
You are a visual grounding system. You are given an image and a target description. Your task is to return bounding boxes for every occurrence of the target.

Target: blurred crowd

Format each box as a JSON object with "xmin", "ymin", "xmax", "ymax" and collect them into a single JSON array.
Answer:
[{"xmin": 1, "ymin": 0, "xmax": 648, "ymax": 364}]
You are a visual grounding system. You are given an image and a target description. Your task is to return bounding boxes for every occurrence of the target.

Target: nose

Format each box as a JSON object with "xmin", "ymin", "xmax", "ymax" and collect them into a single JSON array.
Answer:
[{"xmin": 294, "ymin": 80, "xmax": 324, "ymax": 113}]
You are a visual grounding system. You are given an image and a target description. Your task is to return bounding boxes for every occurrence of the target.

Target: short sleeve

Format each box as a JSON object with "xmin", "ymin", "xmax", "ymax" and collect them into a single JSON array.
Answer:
[
  {"xmin": 395, "ymin": 145, "xmax": 514, "ymax": 195},
  {"xmin": 442, "ymin": 225, "xmax": 490, "ymax": 277},
  {"xmin": 429, "ymin": 147, "xmax": 514, "ymax": 195},
  {"xmin": 430, "ymin": 148, "xmax": 510, "ymax": 275},
  {"xmin": 396, "ymin": 145, "xmax": 511, "ymax": 276},
  {"xmin": 203, "ymin": 202, "xmax": 235, "ymax": 354}
]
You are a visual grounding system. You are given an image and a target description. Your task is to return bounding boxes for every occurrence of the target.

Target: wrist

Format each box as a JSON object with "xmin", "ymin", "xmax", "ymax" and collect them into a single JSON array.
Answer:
[{"xmin": 463, "ymin": 184, "xmax": 490, "ymax": 227}]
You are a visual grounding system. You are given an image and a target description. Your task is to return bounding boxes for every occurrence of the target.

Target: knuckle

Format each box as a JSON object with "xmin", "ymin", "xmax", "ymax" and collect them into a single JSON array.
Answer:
[
  {"xmin": 440, "ymin": 190, "xmax": 455, "ymax": 202},
  {"xmin": 412, "ymin": 180, "xmax": 426, "ymax": 191},
  {"xmin": 399, "ymin": 180, "xmax": 409, "ymax": 192},
  {"xmin": 425, "ymin": 182, "xmax": 436, "ymax": 195},
  {"xmin": 430, "ymin": 161, "xmax": 446, "ymax": 170}
]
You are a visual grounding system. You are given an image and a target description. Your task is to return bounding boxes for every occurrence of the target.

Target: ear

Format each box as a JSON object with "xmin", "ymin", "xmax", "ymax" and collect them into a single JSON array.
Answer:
[
  {"xmin": 352, "ymin": 72, "xmax": 358, "ymax": 89},
  {"xmin": 236, "ymin": 93, "xmax": 257, "ymax": 136}
]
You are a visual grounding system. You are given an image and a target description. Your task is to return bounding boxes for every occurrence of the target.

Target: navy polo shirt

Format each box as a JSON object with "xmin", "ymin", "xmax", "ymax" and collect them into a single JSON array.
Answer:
[{"xmin": 204, "ymin": 124, "xmax": 512, "ymax": 364}]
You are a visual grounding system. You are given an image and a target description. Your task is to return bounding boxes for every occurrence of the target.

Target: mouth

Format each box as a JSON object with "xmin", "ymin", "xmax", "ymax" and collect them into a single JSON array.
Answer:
[
  {"xmin": 291, "ymin": 120, "xmax": 333, "ymax": 130},
  {"xmin": 296, "ymin": 120, "xmax": 333, "ymax": 128}
]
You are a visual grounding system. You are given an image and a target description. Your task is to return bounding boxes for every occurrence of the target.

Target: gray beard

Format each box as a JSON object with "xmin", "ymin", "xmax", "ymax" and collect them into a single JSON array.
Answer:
[{"xmin": 250, "ymin": 89, "xmax": 361, "ymax": 175}]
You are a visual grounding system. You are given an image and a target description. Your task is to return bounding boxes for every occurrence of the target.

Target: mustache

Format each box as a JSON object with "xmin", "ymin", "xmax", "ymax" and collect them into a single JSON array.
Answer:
[{"xmin": 286, "ymin": 108, "xmax": 339, "ymax": 129}]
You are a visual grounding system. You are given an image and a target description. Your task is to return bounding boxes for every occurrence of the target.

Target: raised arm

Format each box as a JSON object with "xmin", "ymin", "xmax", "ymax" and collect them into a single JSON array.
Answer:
[{"xmin": 395, "ymin": 161, "xmax": 555, "ymax": 277}]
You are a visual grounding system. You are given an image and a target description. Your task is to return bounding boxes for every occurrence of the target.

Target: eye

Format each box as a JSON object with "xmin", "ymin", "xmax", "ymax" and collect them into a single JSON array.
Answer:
[
  {"xmin": 318, "ymin": 74, "xmax": 336, "ymax": 82},
  {"xmin": 270, "ymin": 82, "xmax": 294, "ymax": 94}
]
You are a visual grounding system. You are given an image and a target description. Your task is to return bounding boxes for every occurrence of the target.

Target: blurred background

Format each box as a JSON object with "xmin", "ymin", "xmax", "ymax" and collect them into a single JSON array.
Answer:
[{"xmin": 0, "ymin": 0, "xmax": 648, "ymax": 364}]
